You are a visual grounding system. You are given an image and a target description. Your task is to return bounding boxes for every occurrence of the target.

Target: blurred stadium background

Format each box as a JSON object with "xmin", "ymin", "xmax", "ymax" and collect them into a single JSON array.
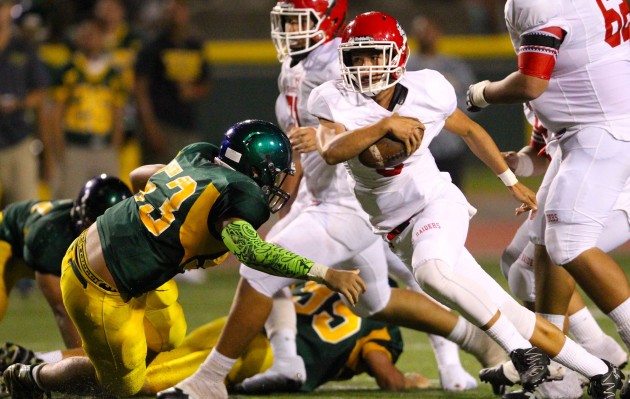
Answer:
[{"xmin": 3, "ymin": 1, "xmax": 630, "ymax": 397}]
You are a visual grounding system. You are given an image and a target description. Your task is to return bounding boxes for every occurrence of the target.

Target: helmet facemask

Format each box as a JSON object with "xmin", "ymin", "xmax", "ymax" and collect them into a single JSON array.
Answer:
[
  {"xmin": 271, "ymin": 6, "xmax": 324, "ymax": 61},
  {"xmin": 340, "ymin": 42, "xmax": 405, "ymax": 97},
  {"xmin": 254, "ymin": 158, "xmax": 293, "ymax": 213}
]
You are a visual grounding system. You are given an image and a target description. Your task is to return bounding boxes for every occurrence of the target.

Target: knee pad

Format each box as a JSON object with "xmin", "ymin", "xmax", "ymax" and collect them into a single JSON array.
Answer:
[
  {"xmin": 413, "ymin": 259, "xmax": 498, "ymax": 326},
  {"xmin": 507, "ymin": 260, "xmax": 536, "ymax": 303}
]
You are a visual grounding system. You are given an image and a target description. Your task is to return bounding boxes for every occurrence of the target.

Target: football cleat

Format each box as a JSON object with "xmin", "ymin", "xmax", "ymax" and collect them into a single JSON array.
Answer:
[
  {"xmin": 2, "ymin": 363, "xmax": 50, "ymax": 399},
  {"xmin": 620, "ymin": 374, "xmax": 630, "ymax": 399},
  {"xmin": 0, "ymin": 343, "xmax": 41, "ymax": 373},
  {"xmin": 510, "ymin": 347, "xmax": 550, "ymax": 392},
  {"xmin": 233, "ymin": 355, "xmax": 306, "ymax": 394},
  {"xmin": 480, "ymin": 362, "xmax": 517, "ymax": 395},
  {"xmin": 588, "ymin": 360, "xmax": 623, "ymax": 399},
  {"xmin": 502, "ymin": 389, "xmax": 535, "ymax": 399},
  {"xmin": 157, "ymin": 381, "xmax": 227, "ymax": 399},
  {"xmin": 156, "ymin": 387, "xmax": 190, "ymax": 399}
]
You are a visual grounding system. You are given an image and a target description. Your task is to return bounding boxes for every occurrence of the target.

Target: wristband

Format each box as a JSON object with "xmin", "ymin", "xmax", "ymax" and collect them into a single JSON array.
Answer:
[
  {"xmin": 469, "ymin": 80, "xmax": 491, "ymax": 108},
  {"xmin": 307, "ymin": 262, "xmax": 329, "ymax": 283},
  {"xmin": 513, "ymin": 152, "xmax": 535, "ymax": 177},
  {"xmin": 498, "ymin": 169, "xmax": 519, "ymax": 186}
]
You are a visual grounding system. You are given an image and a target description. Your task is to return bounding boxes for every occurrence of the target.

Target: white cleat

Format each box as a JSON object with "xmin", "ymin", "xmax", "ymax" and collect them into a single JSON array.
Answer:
[
  {"xmin": 439, "ymin": 364, "xmax": 478, "ymax": 392},
  {"xmin": 234, "ymin": 355, "xmax": 307, "ymax": 394}
]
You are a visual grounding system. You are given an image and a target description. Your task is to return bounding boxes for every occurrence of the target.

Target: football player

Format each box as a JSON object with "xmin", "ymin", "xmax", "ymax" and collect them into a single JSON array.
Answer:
[
  {"xmin": 3, "ymin": 281, "xmax": 431, "ymax": 395},
  {"xmin": 466, "ymin": 0, "xmax": 630, "ymax": 396},
  {"xmin": 1, "ymin": 119, "xmax": 366, "ymax": 399},
  {"xmin": 484, "ymin": 105, "xmax": 628, "ymax": 399},
  {"xmin": 0, "ymin": 175, "xmax": 131, "ymax": 351},
  {"xmin": 309, "ymin": 10, "xmax": 622, "ymax": 398},
  {"xmin": 160, "ymin": 2, "xmax": 506, "ymax": 398}
]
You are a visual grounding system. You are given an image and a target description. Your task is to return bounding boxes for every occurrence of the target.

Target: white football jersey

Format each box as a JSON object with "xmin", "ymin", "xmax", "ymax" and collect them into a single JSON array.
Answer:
[
  {"xmin": 505, "ymin": 0, "xmax": 630, "ymax": 138},
  {"xmin": 276, "ymin": 38, "xmax": 363, "ymax": 211},
  {"xmin": 308, "ymin": 70, "xmax": 473, "ymax": 232}
]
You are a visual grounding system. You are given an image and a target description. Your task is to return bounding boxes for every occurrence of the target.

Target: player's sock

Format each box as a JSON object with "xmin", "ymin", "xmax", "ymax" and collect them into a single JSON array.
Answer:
[
  {"xmin": 552, "ymin": 338, "xmax": 609, "ymax": 378},
  {"xmin": 173, "ymin": 348, "xmax": 235, "ymax": 398},
  {"xmin": 269, "ymin": 329, "xmax": 298, "ymax": 360},
  {"xmin": 608, "ymin": 299, "xmax": 630, "ymax": 351},
  {"xmin": 485, "ymin": 314, "xmax": 532, "ymax": 353},
  {"xmin": 570, "ymin": 307, "xmax": 604, "ymax": 343},
  {"xmin": 35, "ymin": 351, "xmax": 62, "ymax": 363},
  {"xmin": 539, "ymin": 313, "xmax": 565, "ymax": 332}
]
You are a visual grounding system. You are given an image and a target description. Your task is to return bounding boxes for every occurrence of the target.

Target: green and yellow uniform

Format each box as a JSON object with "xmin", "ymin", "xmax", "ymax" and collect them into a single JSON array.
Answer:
[
  {"xmin": 52, "ymin": 53, "xmax": 127, "ymax": 145},
  {"xmin": 98, "ymin": 141, "xmax": 269, "ymax": 299},
  {"xmin": 0, "ymin": 200, "xmax": 75, "ymax": 318},
  {"xmin": 294, "ymin": 281, "xmax": 403, "ymax": 391},
  {"xmin": 60, "ymin": 142, "xmax": 312, "ymax": 396},
  {"xmin": 144, "ymin": 281, "xmax": 403, "ymax": 393}
]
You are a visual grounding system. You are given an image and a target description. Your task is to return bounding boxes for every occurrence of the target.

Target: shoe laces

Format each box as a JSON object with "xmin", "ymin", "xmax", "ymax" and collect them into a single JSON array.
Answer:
[
  {"xmin": 588, "ymin": 363, "xmax": 622, "ymax": 399},
  {"xmin": 512, "ymin": 348, "xmax": 548, "ymax": 372}
]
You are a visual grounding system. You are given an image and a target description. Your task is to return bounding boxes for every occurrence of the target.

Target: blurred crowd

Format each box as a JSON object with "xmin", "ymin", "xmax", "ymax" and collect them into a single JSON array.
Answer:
[{"xmin": 0, "ymin": 0, "xmax": 212, "ymax": 208}]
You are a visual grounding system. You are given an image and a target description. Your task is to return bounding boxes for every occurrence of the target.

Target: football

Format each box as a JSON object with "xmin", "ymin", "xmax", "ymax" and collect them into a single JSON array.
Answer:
[{"xmin": 358, "ymin": 135, "xmax": 409, "ymax": 169}]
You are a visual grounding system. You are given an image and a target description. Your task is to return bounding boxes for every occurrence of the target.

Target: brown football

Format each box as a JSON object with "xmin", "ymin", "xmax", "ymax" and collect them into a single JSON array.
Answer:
[{"xmin": 358, "ymin": 135, "xmax": 409, "ymax": 169}]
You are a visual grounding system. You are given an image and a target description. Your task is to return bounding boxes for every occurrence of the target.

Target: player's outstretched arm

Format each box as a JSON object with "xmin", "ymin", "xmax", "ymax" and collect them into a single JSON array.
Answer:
[
  {"xmin": 221, "ymin": 220, "xmax": 366, "ymax": 305},
  {"xmin": 363, "ymin": 350, "xmax": 431, "ymax": 391}
]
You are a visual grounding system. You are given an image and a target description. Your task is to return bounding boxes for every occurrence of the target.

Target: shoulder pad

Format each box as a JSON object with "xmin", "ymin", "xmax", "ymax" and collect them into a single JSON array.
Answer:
[{"xmin": 505, "ymin": 0, "xmax": 560, "ymax": 34}]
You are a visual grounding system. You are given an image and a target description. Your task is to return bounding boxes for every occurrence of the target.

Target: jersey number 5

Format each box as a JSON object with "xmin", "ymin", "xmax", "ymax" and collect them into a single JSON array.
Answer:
[
  {"xmin": 135, "ymin": 160, "xmax": 197, "ymax": 236},
  {"xmin": 596, "ymin": 0, "xmax": 630, "ymax": 47}
]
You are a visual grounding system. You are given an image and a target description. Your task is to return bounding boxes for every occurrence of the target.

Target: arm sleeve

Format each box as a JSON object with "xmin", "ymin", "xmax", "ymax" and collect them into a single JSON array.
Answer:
[{"xmin": 221, "ymin": 220, "xmax": 315, "ymax": 279}]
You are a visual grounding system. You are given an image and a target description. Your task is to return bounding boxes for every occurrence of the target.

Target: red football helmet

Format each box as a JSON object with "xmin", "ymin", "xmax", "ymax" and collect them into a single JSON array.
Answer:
[
  {"xmin": 339, "ymin": 11, "xmax": 409, "ymax": 96},
  {"xmin": 270, "ymin": 0, "xmax": 347, "ymax": 61}
]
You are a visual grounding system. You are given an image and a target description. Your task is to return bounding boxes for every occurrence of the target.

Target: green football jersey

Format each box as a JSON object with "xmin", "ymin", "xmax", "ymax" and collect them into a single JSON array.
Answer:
[
  {"xmin": 98, "ymin": 142, "xmax": 270, "ymax": 298},
  {"xmin": 0, "ymin": 200, "xmax": 75, "ymax": 276},
  {"xmin": 293, "ymin": 281, "xmax": 404, "ymax": 392}
]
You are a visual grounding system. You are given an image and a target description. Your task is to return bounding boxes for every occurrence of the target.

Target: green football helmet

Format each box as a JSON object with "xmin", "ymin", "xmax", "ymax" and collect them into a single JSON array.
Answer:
[
  {"xmin": 218, "ymin": 119, "xmax": 295, "ymax": 213},
  {"xmin": 71, "ymin": 174, "xmax": 133, "ymax": 235}
]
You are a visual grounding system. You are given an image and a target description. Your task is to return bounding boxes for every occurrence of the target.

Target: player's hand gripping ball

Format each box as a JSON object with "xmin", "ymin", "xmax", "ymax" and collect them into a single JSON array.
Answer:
[{"xmin": 358, "ymin": 135, "xmax": 410, "ymax": 169}]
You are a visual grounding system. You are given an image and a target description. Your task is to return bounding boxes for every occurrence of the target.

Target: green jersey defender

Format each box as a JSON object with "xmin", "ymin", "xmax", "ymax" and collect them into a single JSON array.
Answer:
[
  {"xmin": 98, "ymin": 119, "xmax": 349, "ymax": 299},
  {"xmin": 0, "ymin": 175, "xmax": 132, "ymax": 276}
]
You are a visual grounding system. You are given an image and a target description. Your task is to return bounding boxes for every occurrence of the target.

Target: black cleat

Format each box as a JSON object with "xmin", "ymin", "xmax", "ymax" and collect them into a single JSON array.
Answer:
[
  {"xmin": 0, "ymin": 343, "xmax": 40, "ymax": 373},
  {"xmin": 480, "ymin": 364, "xmax": 516, "ymax": 395},
  {"xmin": 588, "ymin": 360, "xmax": 623, "ymax": 399},
  {"xmin": 156, "ymin": 387, "xmax": 189, "ymax": 399},
  {"xmin": 621, "ymin": 374, "xmax": 630, "ymax": 399},
  {"xmin": 2, "ymin": 364, "xmax": 50, "ymax": 399},
  {"xmin": 502, "ymin": 390, "xmax": 535, "ymax": 399},
  {"xmin": 510, "ymin": 347, "xmax": 550, "ymax": 392}
]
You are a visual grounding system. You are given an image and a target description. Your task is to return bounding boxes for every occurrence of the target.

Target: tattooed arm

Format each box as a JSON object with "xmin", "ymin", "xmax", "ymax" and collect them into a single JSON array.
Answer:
[{"xmin": 220, "ymin": 219, "xmax": 366, "ymax": 305}]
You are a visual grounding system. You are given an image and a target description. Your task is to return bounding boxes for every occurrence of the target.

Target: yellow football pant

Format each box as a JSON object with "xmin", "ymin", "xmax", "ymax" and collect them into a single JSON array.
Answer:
[
  {"xmin": 60, "ymin": 233, "xmax": 186, "ymax": 396},
  {"xmin": 0, "ymin": 238, "xmax": 34, "ymax": 321},
  {"xmin": 143, "ymin": 317, "xmax": 273, "ymax": 394}
]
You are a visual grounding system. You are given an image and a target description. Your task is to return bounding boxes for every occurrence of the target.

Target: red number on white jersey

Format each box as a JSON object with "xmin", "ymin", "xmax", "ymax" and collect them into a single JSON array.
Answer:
[{"xmin": 596, "ymin": 0, "xmax": 630, "ymax": 47}]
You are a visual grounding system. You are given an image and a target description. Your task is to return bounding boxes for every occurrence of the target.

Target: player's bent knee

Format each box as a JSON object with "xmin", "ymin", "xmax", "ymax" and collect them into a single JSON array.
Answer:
[{"xmin": 413, "ymin": 259, "xmax": 453, "ymax": 305}]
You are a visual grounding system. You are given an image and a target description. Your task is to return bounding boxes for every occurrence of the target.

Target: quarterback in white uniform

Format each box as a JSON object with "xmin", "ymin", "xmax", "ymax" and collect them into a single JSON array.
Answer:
[
  {"xmin": 157, "ymin": 3, "xmax": 503, "ymax": 399},
  {"xmin": 467, "ymin": 1, "xmax": 630, "ymax": 396},
  {"xmin": 311, "ymin": 11, "xmax": 623, "ymax": 398}
]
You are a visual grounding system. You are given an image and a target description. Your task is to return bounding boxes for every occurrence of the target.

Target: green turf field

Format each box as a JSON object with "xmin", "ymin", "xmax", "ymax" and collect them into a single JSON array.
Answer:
[{"xmin": 1, "ymin": 254, "xmax": 627, "ymax": 399}]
